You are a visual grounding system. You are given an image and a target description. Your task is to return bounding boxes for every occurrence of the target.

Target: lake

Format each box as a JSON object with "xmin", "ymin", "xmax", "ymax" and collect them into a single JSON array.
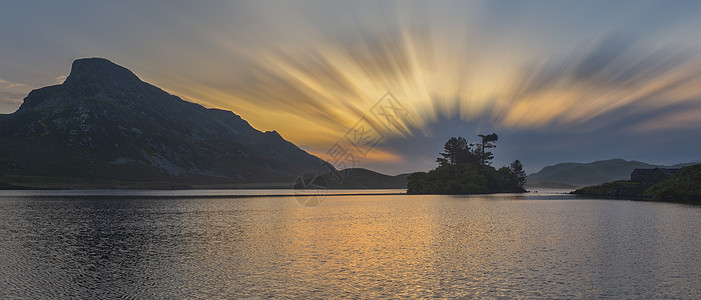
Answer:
[{"xmin": 1, "ymin": 190, "xmax": 700, "ymax": 298}]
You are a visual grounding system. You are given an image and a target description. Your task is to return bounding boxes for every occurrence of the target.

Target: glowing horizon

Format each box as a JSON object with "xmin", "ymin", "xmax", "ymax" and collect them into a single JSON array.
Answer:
[{"xmin": 2, "ymin": 1, "xmax": 701, "ymax": 173}]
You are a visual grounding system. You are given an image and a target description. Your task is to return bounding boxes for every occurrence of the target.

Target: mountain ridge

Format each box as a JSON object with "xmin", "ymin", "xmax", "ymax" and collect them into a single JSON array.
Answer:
[
  {"xmin": 528, "ymin": 158, "xmax": 698, "ymax": 188},
  {"xmin": 0, "ymin": 57, "xmax": 330, "ymax": 188}
]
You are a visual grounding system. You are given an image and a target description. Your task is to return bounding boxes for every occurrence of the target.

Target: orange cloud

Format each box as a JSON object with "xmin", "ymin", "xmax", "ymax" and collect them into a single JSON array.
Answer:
[
  {"xmin": 308, "ymin": 147, "xmax": 404, "ymax": 167},
  {"xmin": 139, "ymin": 21, "xmax": 701, "ymax": 152}
]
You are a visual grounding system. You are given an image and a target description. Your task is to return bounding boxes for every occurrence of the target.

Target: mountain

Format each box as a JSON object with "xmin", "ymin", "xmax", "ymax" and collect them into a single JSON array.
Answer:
[
  {"xmin": 322, "ymin": 168, "xmax": 409, "ymax": 189},
  {"xmin": 0, "ymin": 58, "xmax": 329, "ymax": 189},
  {"xmin": 527, "ymin": 158, "xmax": 698, "ymax": 188},
  {"xmin": 572, "ymin": 164, "xmax": 701, "ymax": 203}
]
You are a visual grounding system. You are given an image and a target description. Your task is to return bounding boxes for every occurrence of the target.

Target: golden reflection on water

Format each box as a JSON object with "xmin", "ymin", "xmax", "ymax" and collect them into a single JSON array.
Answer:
[
  {"xmin": 2, "ymin": 194, "xmax": 701, "ymax": 298},
  {"xmin": 274, "ymin": 195, "xmax": 440, "ymax": 298}
]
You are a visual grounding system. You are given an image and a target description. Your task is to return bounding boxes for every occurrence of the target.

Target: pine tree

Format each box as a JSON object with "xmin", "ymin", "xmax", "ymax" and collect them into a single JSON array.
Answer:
[
  {"xmin": 436, "ymin": 137, "xmax": 475, "ymax": 166},
  {"xmin": 475, "ymin": 133, "xmax": 498, "ymax": 165},
  {"xmin": 510, "ymin": 160, "xmax": 527, "ymax": 190}
]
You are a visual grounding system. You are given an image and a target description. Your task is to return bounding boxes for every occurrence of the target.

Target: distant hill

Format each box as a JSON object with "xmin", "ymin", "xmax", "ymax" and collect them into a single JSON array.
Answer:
[
  {"xmin": 572, "ymin": 164, "xmax": 701, "ymax": 203},
  {"xmin": 527, "ymin": 158, "xmax": 698, "ymax": 188},
  {"xmin": 322, "ymin": 168, "xmax": 408, "ymax": 189},
  {"xmin": 0, "ymin": 58, "xmax": 329, "ymax": 189},
  {"xmin": 643, "ymin": 164, "xmax": 701, "ymax": 202}
]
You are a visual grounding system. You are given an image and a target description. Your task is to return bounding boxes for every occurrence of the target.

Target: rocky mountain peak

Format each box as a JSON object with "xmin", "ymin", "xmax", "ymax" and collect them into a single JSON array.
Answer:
[
  {"xmin": 17, "ymin": 58, "xmax": 145, "ymax": 112},
  {"xmin": 1, "ymin": 57, "xmax": 330, "ymax": 187},
  {"xmin": 64, "ymin": 57, "xmax": 143, "ymax": 88}
]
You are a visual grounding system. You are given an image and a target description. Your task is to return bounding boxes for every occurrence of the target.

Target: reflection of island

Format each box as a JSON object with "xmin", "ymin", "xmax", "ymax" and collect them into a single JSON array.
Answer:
[
  {"xmin": 408, "ymin": 134, "xmax": 527, "ymax": 195},
  {"xmin": 572, "ymin": 164, "xmax": 701, "ymax": 203}
]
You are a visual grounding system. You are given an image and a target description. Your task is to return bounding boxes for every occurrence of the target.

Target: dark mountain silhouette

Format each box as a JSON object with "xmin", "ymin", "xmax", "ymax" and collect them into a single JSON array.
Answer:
[
  {"xmin": 0, "ymin": 58, "xmax": 329, "ymax": 188},
  {"xmin": 642, "ymin": 164, "xmax": 701, "ymax": 202},
  {"xmin": 323, "ymin": 168, "xmax": 409, "ymax": 189},
  {"xmin": 572, "ymin": 164, "xmax": 701, "ymax": 203},
  {"xmin": 528, "ymin": 158, "xmax": 698, "ymax": 188}
]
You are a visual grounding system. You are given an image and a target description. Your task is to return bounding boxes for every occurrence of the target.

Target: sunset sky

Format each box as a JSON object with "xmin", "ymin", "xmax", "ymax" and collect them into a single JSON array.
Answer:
[{"xmin": 2, "ymin": 1, "xmax": 701, "ymax": 174}]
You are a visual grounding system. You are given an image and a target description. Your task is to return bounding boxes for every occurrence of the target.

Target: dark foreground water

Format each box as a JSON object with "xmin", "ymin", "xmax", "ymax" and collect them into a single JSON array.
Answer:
[{"xmin": 1, "ymin": 191, "xmax": 700, "ymax": 299}]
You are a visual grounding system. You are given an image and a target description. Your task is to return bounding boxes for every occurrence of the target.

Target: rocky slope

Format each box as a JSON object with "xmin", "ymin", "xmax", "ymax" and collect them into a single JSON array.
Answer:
[
  {"xmin": 642, "ymin": 164, "xmax": 701, "ymax": 202},
  {"xmin": 0, "ymin": 58, "xmax": 328, "ymax": 188},
  {"xmin": 572, "ymin": 164, "xmax": 701, "ymax": 203}
]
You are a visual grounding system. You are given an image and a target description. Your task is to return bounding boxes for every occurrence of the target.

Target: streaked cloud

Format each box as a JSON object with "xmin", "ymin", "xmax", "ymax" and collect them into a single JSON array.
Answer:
[
  {"xmin": 632, "ymin": 105, "xmax": 701, "ymax": 132},
  {"xmin": 2, "ymin": 1, "xmax": 701, "ymax": 173},
  {"xmin": 310, "ymin": 146, "xmax": 404, "ymax": 166},
  {"xmin": 0, "ymin": 78, "xmax": 30, "ymax": 112},
  {"xmin": 0, "ymin": 78, "xmax": 27, "ymax": 90},
  {"xmin": 54, "ymin": 75, "xmax": 67, "ymax": 84},
  {"xmin": 497, "ymin": 35, "xmax": 701, "ymax": 129}
]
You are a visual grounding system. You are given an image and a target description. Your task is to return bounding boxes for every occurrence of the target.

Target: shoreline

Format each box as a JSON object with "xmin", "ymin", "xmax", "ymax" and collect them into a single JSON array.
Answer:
[{"xmin": 0, "ymin": 189, "xmax": 407, "ymax": 199}]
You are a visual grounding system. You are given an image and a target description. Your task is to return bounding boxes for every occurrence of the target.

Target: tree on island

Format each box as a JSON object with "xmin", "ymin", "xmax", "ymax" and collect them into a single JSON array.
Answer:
[
  {"xmin": 408, "ymin": 134, "xmax": 527, "ymax": 194},
  {"xmin": 476, "ymin": 133, "xmax": 498, "ymax": 165},
  {"xmin": 509, "ymin": 160, "xmax": 527, "ymax": 190},
  {"xmin": 436, "ymin": 137, "xmax": 476, "ymax": 166}
]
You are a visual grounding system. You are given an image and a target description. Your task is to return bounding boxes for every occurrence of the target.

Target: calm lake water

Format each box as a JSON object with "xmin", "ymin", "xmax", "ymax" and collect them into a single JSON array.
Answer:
[{"xmin": 1, "ymin": 190, "xmax": 700, "ymax": 298}]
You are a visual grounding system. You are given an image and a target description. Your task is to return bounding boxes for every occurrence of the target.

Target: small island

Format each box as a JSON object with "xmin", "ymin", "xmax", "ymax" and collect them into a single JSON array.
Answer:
[{"xmin": 408, "ymin": 134, "xmax": 527, "ymax": 194}]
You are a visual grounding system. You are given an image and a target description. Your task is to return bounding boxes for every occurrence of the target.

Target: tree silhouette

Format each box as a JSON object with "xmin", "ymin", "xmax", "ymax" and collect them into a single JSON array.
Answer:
[
  {"xmin": 510, "ymin": 160, "xmax": 527, "ymax": 189},
  {"xmin": 409, "ymin": 133, "xmax": 527, "ymax": 195},
  {"xmin": 475, "ymin": 133, "xmax": 498, "ymax": 165},
  {"xmin": 437, "ymin": 137, "xmax": 476, "ymax": 166}
]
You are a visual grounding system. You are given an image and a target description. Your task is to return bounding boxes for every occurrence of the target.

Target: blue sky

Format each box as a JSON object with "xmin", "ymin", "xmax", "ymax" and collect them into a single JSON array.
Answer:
[{"xmin": 1, "ymin": 1, "xmax": 701, "ymax": 174}]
